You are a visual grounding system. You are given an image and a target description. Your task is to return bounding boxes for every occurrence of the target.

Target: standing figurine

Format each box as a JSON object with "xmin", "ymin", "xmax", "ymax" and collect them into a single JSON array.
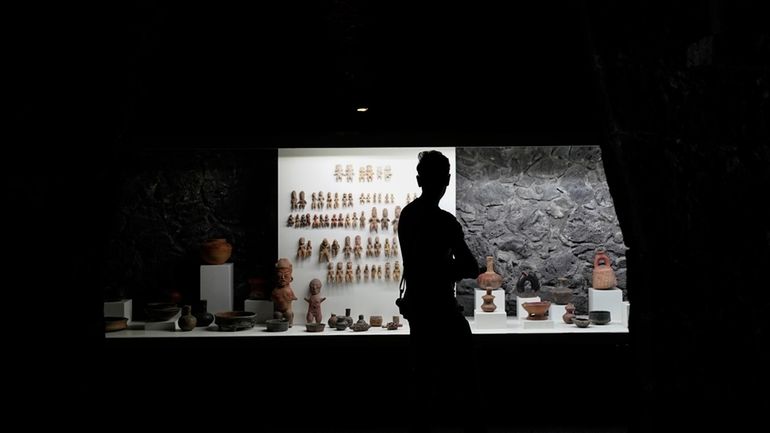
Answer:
[
  {"xmin": 304, "ymin": 278, "xmax": 326, "ymax": 324},
  {"xmin": 272, "ymin": 258, "xmax": 298, "ymax": 327}
]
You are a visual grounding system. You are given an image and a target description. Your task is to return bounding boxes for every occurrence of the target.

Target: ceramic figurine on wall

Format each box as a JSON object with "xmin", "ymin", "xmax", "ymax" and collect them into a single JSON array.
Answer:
[
  {"xmin": 376, "ymin": 265, "xmax": 383, "ymax": 279},
  {"xmin": 366, "ymin": 165, "xmax": 374, "ymax": 182},
  {"xmin": 359, "ymin": 166, "xmax": 366, "ymax": 183},
  {"xmin": 369, "ymin": 207, "xmax": 379, "ymax": 232},
  {"xmin": 304, "ymin": 278, "xmax": 326, "ymax": 325},
  {"xmin": 335, "ymin": 262, "xmax": 344, "ymax": 284},
  {"xmin": 352, "ymin": 212, "xmax": 358, "ymax": 229},
  {"xmin": 385, "ymin": 262, "xmax": 391, "ymax": 280},
  {"xmin": 290, "ymin": 190, "xmax": 298, "ymax": 210},
  {"xmin": 334, "ymin": 164, "xmax": 343, "ymax": 182},
  {"xmin": 334, "ymin": 192, "xmax": 339, "ymax": 209},
  {"xmin": 305, "ymin": 240, "xmax": 312, "ymax": 259},
  {"xmin": 381, "ymin": 208, "xmax": 389, "ymax": 231},
  {"xmin": 366, "ymin": 193, "xmax": 371, "ymax": 203},
  {"xmin": 366, "ymin": 237, "xmax": 374, "ymax": 257},
  {"xmin": 345, "ymin": 261, "xmax": 354, "ymax": 283},
  {"xmin": 331, "ymin": 214, "xmax": 338, "ymax": 228},
  {"xmin": 377, "ymin": 166, "xmax": 383, "ymax": 180},
  {"xmin": 344, "ymin": 213, "xmax": 351, "ymax": 228},
  {"xmin": 354, "ymin": 235, "xmax": 363, "ymax": 259},
  {"xmin": 374, "ymin": 236, "xmax": 382, "ymax": 257},
  {"xmin": 346, "ymin": 164, "xmax": 354, "ymax": 182},
  {"xmin": 384, "ymin": 165, "xmax": 392, "ymax": 181},
  {"xmin": 272, "ymin": 258, "xmax": 298, "ymax": 327},
  {"xmin": 317, "ymin": 191, "xmax": 324, "ymax": 209},
  {"xmin": 377, "ymin": 192, "xmax": 382, "ymax": 203},
  {"xmin": 310, "ymin": 192, "xmax": 317, "ymax": 209},
  {"xmin": 356, "ymin": 264, "xmax": 362, "ymax": 281},
  {"xmin": 364, "ymin": 265, "xmax": 370, "ymax": 281},
  {"xmin": 343, "ymin": 236, "xmax": 352, "ymax": 259},
  {"xmin": 304, "ymin": 213, "xmax": 311, "ymax": 227},
  {"xmin": 326, "ymin": 192, "xmax": 333, "ymax": 209},
  {"xmin": 312, "ymin": 214, "xmax": 320, "ymax": 228},
  {"xmin": 405, "ymin": 193, "xmax": 411, "ymax": 204},
  {"xmin": 296, "ymin": 237, "xmax": 307, "ymax": 260},
  {"xmin": 393, "ymin": 260, "xmax": 401, "ymax": 281},
  {"xmin": 298, "ymin": 191, "xmax": 306, "ymax": 209},
  {"xmin": 331, "ymin": 239, "xmax": 340, "ymax": 257},
  {"xmin": 384, "ymin": 193, "xmax": 389, "ymax": 204},
  {"xmin": 392, "ymin": 237, "xmax": 399, "ymax": 256},
  {"xmin": 359, "ymin": 192, "xmax": 366, "ymax": 205},
  {"xmin": 319, "ymin": 239, "xmax": 331, "ymax": 263},
  {"xmin": 287, "ymin": 214, "xmax": 294, "ymax": 227},
  {"xmin": 327, "ymin": 262, "xmax": 335, "ymax": 283},
  {"xmin": 393, "ymin": 205, "xmax": 401, "ymax": 233},
  {"xmin": 359, "ymin": 213, "xmax": 366, "ymax": 228},
  {"xmin": 324, "ymin": 214, "xmax": 330, "ymax": 227},
  {"xmin": 384, "ymin": 238, "xmax": 391, "ymax": 257}
]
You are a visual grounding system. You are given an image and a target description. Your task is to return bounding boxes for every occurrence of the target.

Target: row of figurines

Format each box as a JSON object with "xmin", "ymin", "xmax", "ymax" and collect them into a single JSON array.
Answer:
[
  {"xmin": 290, "ymin": 191, "xmax": 419, "ymax": 211},
  {"xmin": 287, "ymin": 207, "xmax": 401, "ymax": 233},
  {"xmin": 323, "ymin": 260, "xmax": 402, "ymax": 284},
  {"xmin": 298, "ymin": 236, "xmax": 400, "ymax": 261},
  {"xmin": 333, "ymin": 164, "xmax": 393, "ymax": 183}
]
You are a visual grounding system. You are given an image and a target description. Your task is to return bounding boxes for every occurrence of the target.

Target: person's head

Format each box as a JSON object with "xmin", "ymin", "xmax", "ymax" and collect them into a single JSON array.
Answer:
[{"xmin": 416, "ymin": 150, "xmax": 450, "ymax": 199}]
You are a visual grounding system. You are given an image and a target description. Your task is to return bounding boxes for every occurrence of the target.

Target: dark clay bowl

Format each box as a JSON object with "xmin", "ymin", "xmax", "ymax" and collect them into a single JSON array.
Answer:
[
  {"xmin": 572, "ymin": 316, "xmax": 591, "ymax": 328},
  {"xmin": 215, "ymin": 311, "xmax": 257, "ymax": 331},
  {"xmin": 104, "ymin": 316, "xmax": 128, "ymax": 332},
  {"xmin": 305, "ymin": 322, "xmax": 326, "ymax": 332},
  {"xmin": 265, "ymin": 318, "xmax": 289, "ymax": 332},
  {"xmin": 144, "ymin": 303, "xmax": 180, "ymax": 321},
  {"xmin": 589, "ymin": 310, "xmax": 611, "ymax": 325}
]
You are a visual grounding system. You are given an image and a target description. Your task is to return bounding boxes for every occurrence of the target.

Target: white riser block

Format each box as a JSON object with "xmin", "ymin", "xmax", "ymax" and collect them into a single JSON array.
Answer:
[
  {"xmin": 244, "ymin": 299, "xmax": 275, "ymax": 324},
  {"xmin": 522, "ymin": 319, "xmax": 554, "ymax": 329},
  {"xmin": 549, "ymin": 303, "xmax": 567, "ymax": 324},
  {"xmin": 473, "ymin": 310, "xmax": 507, "ymax": 329},
  {"xmin": 588, "ymin": 288, "xmax": 624, "ymax": 324},
  {"xmin": 104, "ymin": 299, "xmax": 132, "ymax": 322},
  {"xmin": 201, "ymin": 263, "xmax": 233, "ymax": 315}
]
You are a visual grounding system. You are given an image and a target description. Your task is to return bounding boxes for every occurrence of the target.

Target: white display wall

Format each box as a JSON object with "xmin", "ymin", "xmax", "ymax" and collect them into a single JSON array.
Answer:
[{"xmin": 278, "ymin": 147, "xmax": 456, "ymax": 325}]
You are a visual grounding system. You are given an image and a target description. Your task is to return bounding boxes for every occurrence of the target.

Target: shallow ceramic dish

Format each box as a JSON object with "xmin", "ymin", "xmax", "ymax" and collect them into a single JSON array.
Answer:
[
  {"xmin": 144, "ymin": 303, "xmax": 180, "ymax": 321},
  {"xmin": 521, "ymin": 301, "xmax": 551, "ymax": 320},
  {"xmin": 215, "ymin": 311, "xmax": 257, "ymax": 331},
  {"xmin": 305, "ymin": 322, "xmax": 325, "ymax": 332},
  {"xmin": 104, "ymin": 316, "xmax": 128, "ymax": 332},
  {"xmin": 572, "ymin": 316, "xmax": 591, "ymax": 328},
  {"xmin": 265, "ymin": 318, "xmax": 289, "ymax": 332}
]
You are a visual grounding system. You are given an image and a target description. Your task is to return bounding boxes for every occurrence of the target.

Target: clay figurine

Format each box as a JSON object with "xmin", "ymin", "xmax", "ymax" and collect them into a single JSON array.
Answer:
[
  {"xmin": 272, "ymin": 258, "xmax": 298, "ymax": 327},
  {"xmin": 304, "ymin": 278, "xmax": 326, "ymax": 325}
]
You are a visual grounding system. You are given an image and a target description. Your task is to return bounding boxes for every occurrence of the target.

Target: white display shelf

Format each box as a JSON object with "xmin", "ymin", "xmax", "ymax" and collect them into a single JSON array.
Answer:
[{"xmin": 106, "ymin": 317, "xmax": 627, "ymax": 338}]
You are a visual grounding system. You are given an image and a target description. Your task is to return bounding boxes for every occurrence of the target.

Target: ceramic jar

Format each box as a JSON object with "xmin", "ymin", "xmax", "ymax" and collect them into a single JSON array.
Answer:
[
  {"xmin": 481, "ymin": 288, "xmax": 497, "ymax": 312},
  {"xmin": 178, "ymin": 305, "xmax": 197, "ymax": 331},
  {"xmin": 192, "ymin": 299, "xmax": 214, "ymax": 327},
  {"xmin": 562, "ymin": 303, "xmax": 576, "ymax": 324},
  {"xmin": 551, "ymin": 277, "xmax": 572, "ymax": 305},
  {"xmin": 477, "ymin": 256, "xmax": 503, "ymax": 290},
  {"xmin": 201, "ymin": 238, "xmax": 232, "ymax": 265},
  {"xmin": 592, "ymin": 250, "xmax": 617, "ymax": 289}
]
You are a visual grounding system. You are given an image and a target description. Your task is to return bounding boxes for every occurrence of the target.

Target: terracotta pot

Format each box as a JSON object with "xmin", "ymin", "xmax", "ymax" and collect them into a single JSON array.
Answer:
[
  {"xmin": 481, "ymin": 288, "xmax": 497, "ymax": 312},
  {"xmin": 521, "ymin": 301, "xmax": 551, "ymax": 320},
  {"xmin": 562, "ymin": 303, "xmax": 576, "ymax": 324},
  {"xmin": 477, "ymin": 256, "xmax": 503, "ymax": 290},
  {"xmin": 201, "ymin": 239, "xmax": 232, "ymax": 265},
  {"xmin": 592, "ymin": 250, "xmax": 616, "ymax": 289}
]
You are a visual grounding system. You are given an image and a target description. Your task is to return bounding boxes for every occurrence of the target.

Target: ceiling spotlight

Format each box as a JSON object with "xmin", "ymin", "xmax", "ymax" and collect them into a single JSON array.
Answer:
[{"xmin": 356, "ymin": 107, "xmax": 368, "ymax": 112}]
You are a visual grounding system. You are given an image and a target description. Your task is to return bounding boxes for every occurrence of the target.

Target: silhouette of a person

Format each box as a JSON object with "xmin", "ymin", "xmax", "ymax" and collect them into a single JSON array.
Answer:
[{"xmin": 397, "ymin": 150, "xmax": 483, "ymax": 433}]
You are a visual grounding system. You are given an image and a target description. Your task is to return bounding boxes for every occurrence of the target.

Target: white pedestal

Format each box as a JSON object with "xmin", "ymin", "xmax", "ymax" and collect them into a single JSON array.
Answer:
[
  {"xmin": 588, "ymin": 288, "xmax": 624, "ymax": 323},
  {"xmin": 522, "ymin": 319, "xmax": 554, "ymax": 329},
  {"xmin": 621, "ymin": 301, "xmax": 630, "ymax": 326},
  {"xmin": 104, "ymin": 299, "xmax": 132, "ymax": 322},
  {"xmin": 549, "ymin": 303, "xmax": 567, "ymax": 324},
  {"xmin": 244, "ymin": 299, "xmax": 274, "ymax": 324},
  {"xmin": 201, "ymin": 263, "xmax": 233, "ymax": 315},
  {"xmin": 516, "ymin": 295, "xmax": 541, "ymax": 319},
  {"xmin": 474, "ymin": 288, "xmax": 505, "ymax": 313},
  {"xmin": 143, "ymin": 314, "xmax": 179, "ymax": 331},
  {"xmin": 473, "ymin": 311, "xmax": 508, "ymax": 329}
]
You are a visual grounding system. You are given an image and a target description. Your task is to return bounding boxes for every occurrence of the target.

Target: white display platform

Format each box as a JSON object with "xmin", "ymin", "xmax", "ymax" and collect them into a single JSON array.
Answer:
[
  {"xmin": 244, "ymin": 299, "xmax": 274, "ymax": 323},
  {"xmin": 201, "ymin": 263, "xmax": 233, "ymax": 315},
  {"xmin": 473, "ymin": 311, "xmax": 508, "ymax": 329},
  {"xmin": 104, "ymin": 299, "xmax": 132, "ymax": 322},
  {"xmin": 516, "ymin": 295, "xmax": 541, "ymax": 319},
  {"xmin": 474, "ymin": 288, "xmax": 505, "ymax": 313},
  {"xmin": 521, "ymin": 318, "xmax": 554, "ymax": 329},
  {"xmin": 621, "ymin": 301, "xmax": 630, "ymax": 326},
  {"xmin": 143, "ymin": 314, "xmax": 179, "ymax": 331},
  {"xmin": 549, "ymin": 303, "xmax": 567, "ymax": 324},
  {"xmin": 588, "ymin": 288, "xmax": 624, "ymax": 324}
]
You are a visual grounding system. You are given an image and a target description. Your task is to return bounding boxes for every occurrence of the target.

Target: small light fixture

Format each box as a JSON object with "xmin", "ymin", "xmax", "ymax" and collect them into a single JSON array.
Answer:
[{"xmin": 356, "ymin": 107, "xmax": 368, "ymax": 112}]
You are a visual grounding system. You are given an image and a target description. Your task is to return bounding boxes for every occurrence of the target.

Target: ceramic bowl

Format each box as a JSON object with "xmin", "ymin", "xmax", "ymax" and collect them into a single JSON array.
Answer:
[
  {"xmin": 589, "ymin": 310, "xmax": 611, "ymax": 325},
  {"xmin": 215, "ymin": 311, "xmax": 257, "ymax": 331},
  {"xmin": 265, "ymin": 318, "xmax": 289, "ymax": 332},
  {"xmin": 144, "ymin": 303, "xmax": 180, "ymax": 321},
  {"xmin": 521, "ymin": 301, "xmax": 551, "ymax": 320},
  {"xmin": 104, "ymin": 316, "xmax": 128, "ymax": 332},
  {"xmin": 305, "ymin": 322, "xmax": 325, "ymax": 332},
  {"xmin": 572, "ymin": 316, "xmax": 591, "ymax": 328}
]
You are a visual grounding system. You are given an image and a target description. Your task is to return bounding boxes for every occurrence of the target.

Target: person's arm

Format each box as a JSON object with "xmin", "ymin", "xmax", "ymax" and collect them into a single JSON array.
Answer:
[{"xmin": 451, "ymin": 220, "xmax": 478, "ymax": 281}]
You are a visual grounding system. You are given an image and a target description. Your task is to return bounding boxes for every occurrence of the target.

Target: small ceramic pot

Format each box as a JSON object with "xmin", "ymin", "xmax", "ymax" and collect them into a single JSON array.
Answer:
[
  {"xmin": 573, "ymin": 316, "xmax": 591, "ymax": 328},
  {"xmin": 589, "ymin": 310, "xmax": 611, "ymax": 325}
]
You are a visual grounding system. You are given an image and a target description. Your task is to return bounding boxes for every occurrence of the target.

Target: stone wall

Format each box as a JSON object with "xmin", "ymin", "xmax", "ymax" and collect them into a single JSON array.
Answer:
[{"xmin": 454, "ymin": 146, "xmax": 627, "ymax": 315}]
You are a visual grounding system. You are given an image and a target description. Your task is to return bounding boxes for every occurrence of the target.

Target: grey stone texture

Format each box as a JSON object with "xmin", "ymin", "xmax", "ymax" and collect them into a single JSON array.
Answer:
[{"xmin": 456, "ymin": 146, "xmax": 627, "ymax": 316}]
